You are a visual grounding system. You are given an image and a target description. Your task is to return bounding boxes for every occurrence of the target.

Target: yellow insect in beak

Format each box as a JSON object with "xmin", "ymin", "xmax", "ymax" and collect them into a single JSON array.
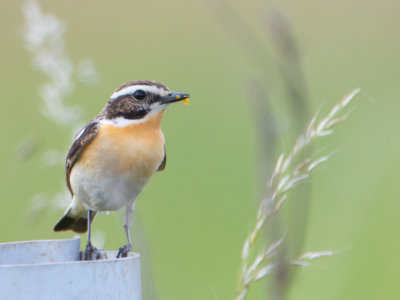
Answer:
[{"xmin": 175, "ymin": 94, "xmax": 190, "ymax": 105}]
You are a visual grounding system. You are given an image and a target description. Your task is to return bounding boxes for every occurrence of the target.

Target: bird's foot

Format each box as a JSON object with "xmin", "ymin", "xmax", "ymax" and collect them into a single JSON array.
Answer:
[
  {"xmin": 82, "ymin": 241, "xmax": 101, "ymax": 260},
  {"xmin": 116, "ymin": 243, "xmax": 132, "ymax": 258}
]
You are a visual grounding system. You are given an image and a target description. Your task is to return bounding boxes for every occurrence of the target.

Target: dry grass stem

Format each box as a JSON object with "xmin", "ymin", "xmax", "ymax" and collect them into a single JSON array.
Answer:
[
  {"xmin": 236, "ymin": 89, "xmax": 360, "ymax": 300},
  {"xmin": 291, "ymin": 250, "xmax": 335, "ymax": 267},
  {"xmin": 22, "ymin": 0, "xmax": 98, "ymax": 127},
  {"xmin": 21, "ymin": 1, "xmax": 101, "ymax": 224}
]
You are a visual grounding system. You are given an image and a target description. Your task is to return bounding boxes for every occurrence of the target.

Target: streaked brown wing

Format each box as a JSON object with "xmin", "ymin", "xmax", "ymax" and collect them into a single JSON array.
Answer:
[
  {"xmin": 66, "ymin": 121, "xmax": 100, "ymax": 195},
  {"xmin": 157, "ymin": 145, "xmax": 166, "ymax": 171}
]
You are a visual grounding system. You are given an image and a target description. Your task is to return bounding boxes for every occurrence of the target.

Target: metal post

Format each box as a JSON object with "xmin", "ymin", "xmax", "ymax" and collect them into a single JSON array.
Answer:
[{"xmin": 0, "ymin": 237, "xmax": 142, "ymax": 300}]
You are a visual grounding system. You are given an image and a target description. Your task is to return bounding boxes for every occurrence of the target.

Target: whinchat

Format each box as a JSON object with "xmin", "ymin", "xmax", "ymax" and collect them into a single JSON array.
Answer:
[{"xmin": 53, "ymin": 80, "xmax": 190, "ymax": 259}]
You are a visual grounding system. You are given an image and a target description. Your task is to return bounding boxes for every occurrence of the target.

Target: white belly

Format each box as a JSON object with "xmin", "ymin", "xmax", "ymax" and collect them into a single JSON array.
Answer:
[{"xmin": 70, "ymin": 165, "xmax": 150, "ymax": 211}]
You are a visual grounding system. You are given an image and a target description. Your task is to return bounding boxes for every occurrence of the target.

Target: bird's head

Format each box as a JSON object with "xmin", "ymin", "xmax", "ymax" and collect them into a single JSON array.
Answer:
[{"xmin": 100, "ymin": 80, "xmax": 190, "ymax": 122}]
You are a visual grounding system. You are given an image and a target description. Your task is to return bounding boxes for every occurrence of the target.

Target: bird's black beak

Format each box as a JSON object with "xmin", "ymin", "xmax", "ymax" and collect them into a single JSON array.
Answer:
[{"xmin": 159, "ymin": 92, "xmax": 190, "ymax": 104}]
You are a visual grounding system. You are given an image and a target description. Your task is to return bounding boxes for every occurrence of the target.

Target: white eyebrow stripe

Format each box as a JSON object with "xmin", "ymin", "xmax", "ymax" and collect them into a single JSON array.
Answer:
[{"xmin": 110, "ymin": 85, "xmax": 168, "ymax": 100}]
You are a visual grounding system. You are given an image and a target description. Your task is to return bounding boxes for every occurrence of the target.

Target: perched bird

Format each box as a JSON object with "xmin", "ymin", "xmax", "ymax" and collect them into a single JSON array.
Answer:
[{"xmin": 53, "ymin": 80, "xmax": 190, "ymax": 259}]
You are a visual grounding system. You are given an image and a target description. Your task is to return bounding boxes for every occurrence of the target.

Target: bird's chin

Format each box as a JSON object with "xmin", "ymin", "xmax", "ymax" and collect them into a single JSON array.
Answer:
[{"xmin": 149, "ymin": 102, "xmax": 169, "ymax": 114}]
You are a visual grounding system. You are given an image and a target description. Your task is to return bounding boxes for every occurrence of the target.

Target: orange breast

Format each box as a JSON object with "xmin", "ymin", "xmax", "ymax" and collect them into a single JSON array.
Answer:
[{"xmin": 77, "ymin": 112, "xmax": 165, "ymax": 178}]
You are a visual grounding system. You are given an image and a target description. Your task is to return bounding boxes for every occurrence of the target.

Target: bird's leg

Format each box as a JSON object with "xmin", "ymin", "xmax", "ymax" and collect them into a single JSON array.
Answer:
[
  {"xmin": 82, "ymin": 210, "xmax": 99, "ymax": 260},
  {"xmin": 116, "ymin": 224, "xmax": 133, "ymax": 258},
  {"xmin": 116, "ymin": 203, "xmax": 134, "ymax": 258}
]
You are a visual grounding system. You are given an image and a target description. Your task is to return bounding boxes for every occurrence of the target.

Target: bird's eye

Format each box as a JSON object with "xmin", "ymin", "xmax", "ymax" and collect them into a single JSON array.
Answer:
[{"xmin": 133, "ymin": 89, "xmax": 145, "ymax": 100}]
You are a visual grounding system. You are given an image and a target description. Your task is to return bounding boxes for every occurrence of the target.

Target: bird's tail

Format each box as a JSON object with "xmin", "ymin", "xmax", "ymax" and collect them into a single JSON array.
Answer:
[{"xmin": 53, "ymin": 197, "xmax": 95, "ymax": 233}]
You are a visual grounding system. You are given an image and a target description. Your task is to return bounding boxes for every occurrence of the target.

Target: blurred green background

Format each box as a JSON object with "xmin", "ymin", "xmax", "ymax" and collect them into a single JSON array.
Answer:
[{"xmin": 1, "ymin": 0, "xmax": 400, "ymax": 299}]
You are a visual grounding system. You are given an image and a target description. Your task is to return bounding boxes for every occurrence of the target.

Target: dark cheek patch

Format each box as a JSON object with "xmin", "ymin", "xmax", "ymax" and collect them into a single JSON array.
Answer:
[
  {"xmin": 104, "ymin": 95, "xmax": 150, "ymax": 120},
  {"xmin": 116, "ymin": 108, "xmax": 150, "ymax": 120}
]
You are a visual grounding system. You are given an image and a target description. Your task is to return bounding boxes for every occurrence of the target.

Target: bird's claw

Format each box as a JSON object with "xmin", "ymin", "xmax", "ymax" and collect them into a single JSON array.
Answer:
[
  {"xmin": 82, "ymin": 241, "xmax": 101, "ymax": 260},
  {"xmin": 116, "ymin": 243, "xmax": 132, "ymax": 258}
]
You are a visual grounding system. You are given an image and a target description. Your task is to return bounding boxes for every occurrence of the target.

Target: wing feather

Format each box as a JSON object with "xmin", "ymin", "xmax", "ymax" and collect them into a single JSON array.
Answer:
[
  {"xmin": 157, "ymin": 145, "xmax": 166, "ymax": 171},
  {"xmin": 65, "ymin": 122, "xmax": 100, "ymax": 195}
]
